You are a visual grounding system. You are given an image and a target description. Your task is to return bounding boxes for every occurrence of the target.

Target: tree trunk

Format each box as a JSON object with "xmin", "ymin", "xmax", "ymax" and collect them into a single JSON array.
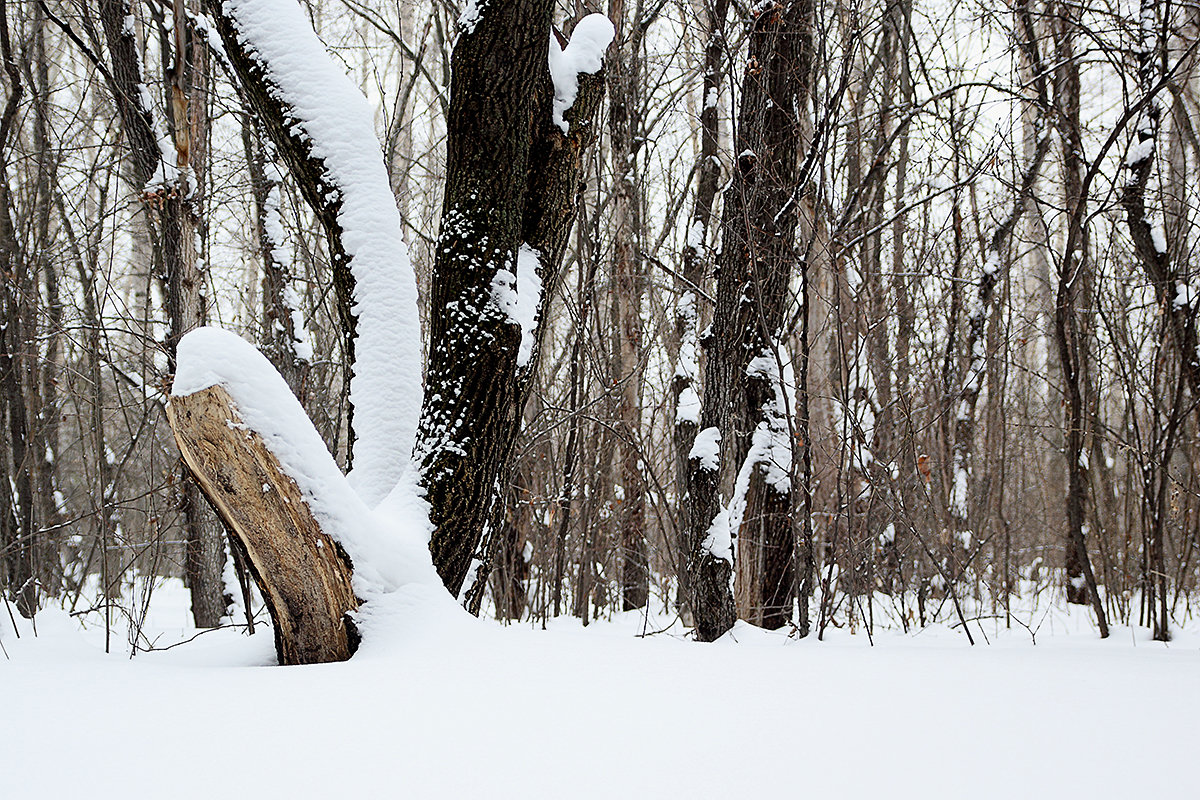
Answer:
[
  {"xmin": 1052, "ymin": 0, "xmax": 1108, "ymax": 635},
  {"xmin": 416, "ymin": 10, "xmax": 609, "ymax": 597},
  {"xmin": 168, "ymin": 385, "xmax": 358, "ymax": 665},
  {"xmin": 608, "ymin": 0, "xmax": 648, "ymax": 611},
  {"xmin": 673, "ymin": 0, "xmax": 730, "ymax": 616},
  {"xmin": 686, "ymin": 0, "xmax": 812, "ymax": 638}
]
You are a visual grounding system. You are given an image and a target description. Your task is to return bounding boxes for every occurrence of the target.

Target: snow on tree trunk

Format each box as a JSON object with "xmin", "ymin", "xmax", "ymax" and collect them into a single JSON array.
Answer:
[
  {"xmin": 204, "ymin": 0, "xmax": 424, "ymax": 508},
  {"xmin": 685, "ymin": 0, "xmax": 811, "ymax": 639},
  {"xmin": 418, "ymin": 9, "xmax": 612, "ymax": 599}
]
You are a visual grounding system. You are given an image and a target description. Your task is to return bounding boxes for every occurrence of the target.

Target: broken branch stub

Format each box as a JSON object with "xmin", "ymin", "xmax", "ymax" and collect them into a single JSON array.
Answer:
[{"xmin": 166, "ymin": 385, "xmax": 359, "ymax": 665}]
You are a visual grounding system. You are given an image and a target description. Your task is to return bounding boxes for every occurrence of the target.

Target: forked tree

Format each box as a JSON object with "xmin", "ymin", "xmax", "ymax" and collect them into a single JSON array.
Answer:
[{"xmin": 163, "ymin": 0, "xmax": 612, "ymax": 662}]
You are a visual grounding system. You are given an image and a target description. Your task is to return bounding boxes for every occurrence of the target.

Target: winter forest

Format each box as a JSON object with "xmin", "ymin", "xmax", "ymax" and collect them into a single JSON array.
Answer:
[{"xmin": 2, "ymin": 0, "xmax": 1199, "ymax": 793}]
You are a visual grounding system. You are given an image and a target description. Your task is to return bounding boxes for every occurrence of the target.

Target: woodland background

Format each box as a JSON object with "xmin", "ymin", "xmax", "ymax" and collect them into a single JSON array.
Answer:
[{"xmin": 2, "ymin": 0, "xmax": 1198, "ymax": 646}]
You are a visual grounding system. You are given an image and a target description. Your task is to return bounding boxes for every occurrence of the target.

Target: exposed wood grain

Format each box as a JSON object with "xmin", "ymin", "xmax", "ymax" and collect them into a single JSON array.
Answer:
[{"xmin": 167, "ymin": 385, "xmax": 359, "ymax": 665}]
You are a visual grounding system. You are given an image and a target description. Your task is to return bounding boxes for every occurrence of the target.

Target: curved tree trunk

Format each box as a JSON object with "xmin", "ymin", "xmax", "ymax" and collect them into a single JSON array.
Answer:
[{"xmin": 168, "ymin": 385, "xmax": 358, "ymax": 665}]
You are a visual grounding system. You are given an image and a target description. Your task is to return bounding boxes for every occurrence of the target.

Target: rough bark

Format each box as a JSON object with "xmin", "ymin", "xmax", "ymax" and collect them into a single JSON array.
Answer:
[
  {"xmin": 673, "ymin": 0, "xmax": 729, "ymax": 615},
  {"xmin": 419, "ymin": 10, "xmax": 608, "ymax": 598},
  {"xmin": 1052, "ymin": 0, "xmax": 1108, "ymax": 635},
  {"xmin": 686, "ymin": 0, "xmax": 811, "ymax": 638},
  {"xmin": 168, "ymin": 386, "xmax": 359, "ymax": 665}
]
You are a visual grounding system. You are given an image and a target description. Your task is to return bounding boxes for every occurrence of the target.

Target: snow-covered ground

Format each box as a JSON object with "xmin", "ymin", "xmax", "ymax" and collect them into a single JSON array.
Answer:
[{"xmin": 3, "ymin": 583, "xmax": 1196, "ymax": 799}]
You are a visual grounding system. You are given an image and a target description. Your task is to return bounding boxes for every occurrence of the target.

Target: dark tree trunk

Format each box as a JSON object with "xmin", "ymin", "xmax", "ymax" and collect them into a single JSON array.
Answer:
[
  {"xmin": 673, "ymin": 0, "xmax": 730, "ymax": 616},
  {"xmin": 1052, "ymin": 0, "xmax": 1108, "ymax": 635},
  {"xmin": 417, "ymin": 10, "xmax": 608, "ymax": 597},
  {"xmin": 686, "ymin": 0, "xmax": 812, "ymax": 638}
]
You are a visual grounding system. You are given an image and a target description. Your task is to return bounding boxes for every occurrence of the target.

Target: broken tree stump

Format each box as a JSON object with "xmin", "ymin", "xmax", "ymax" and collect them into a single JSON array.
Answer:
[{"xmin": 166, "ymin": 384, "xmax": 359, "ymax": 665}]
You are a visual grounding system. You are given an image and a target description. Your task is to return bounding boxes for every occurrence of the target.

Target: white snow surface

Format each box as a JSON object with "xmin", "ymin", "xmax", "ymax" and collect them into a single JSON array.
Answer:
[
  {"xmin": 675, "ymin": 385, "xmax": 701, "ymax": 425},
  {"xmin": 3, "ymin": 588, "xmax": 1197, "ymax": 799},
  {"xmin": 548, "ymin": 14, "xmax": 616, "ymax": 133},
  {"xmin": 689, "ymin": 426, "xmax": 721, "ymax": 471},
  {"xmin": 225, "ymin": 0, "xmax": 423, "ymax": 507},
  {"xmin": 490, "ymin": 244, "xmax": 543, "ymax": 367},
  {"xmin": 171, "ymin": 328, "xmax": 448, "ymax": 625}
]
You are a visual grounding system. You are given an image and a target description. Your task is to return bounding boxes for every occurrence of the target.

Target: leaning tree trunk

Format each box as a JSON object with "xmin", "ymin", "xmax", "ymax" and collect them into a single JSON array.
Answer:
[{"xmin": 168, "ymin": 385, "xmax": 358, "ymax": 664}]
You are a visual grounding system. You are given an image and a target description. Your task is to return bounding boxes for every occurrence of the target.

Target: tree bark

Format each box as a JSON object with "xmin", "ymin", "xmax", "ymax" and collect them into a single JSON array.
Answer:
[
  {"xmin": 673, "ymin": 0, "xmax": 729, "ymax": 616},
  {"xmin": 168, "ymin": 385, "xmax": 359, "ymax": 665},
  {"xmin": 417, "ymin": 10, "xmax": 608, "ymax": 597},
  {"xmin": 686, "ymin": 0, "xmax": 812, "ymax": 638},
  {"xmin": 1052, "ymin": 0, "xmax": 1108, "ymax": 635}
]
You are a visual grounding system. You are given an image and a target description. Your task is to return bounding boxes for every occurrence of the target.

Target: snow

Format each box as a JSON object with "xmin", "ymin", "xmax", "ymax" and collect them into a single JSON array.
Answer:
[
  {"xmin": 3, "ymin": 589, "xmax": 1197, "ymax": 799},
  {"xmin": 981, "ymin": 250, "xmax": 1001, "ymax": 277},
  {"xmin": 1151, "ymin": 223, "xmax": 1168, "ymax": 254},
  {"xmin": 490, "ymin": 243, "xmax": 543, "ymax": 367},
  {"xmin": 1126, "ymin": 136, "xmax": 1155, "ymax": 167},
  {"xmin": 1174, "ymin": 282, "xmax": 1197, "ymax": 309},
  {"xmin": 224, "ymin": 0, "xmax": 423, "ymax": 507},
  {"xmin": 676, "ymin": 384, "xmax": 700, "ymax": 425},
  {"xmin": 171, "ymin": 328, "xmax": 446, "ymax": 624},
  {"xmin": 515, "ymin": 244, "xmax": 544, "ymax": 367},
  {"xmin": 951, "ymin": 463, "xmax": 969, "ymax": 518},
  {"xmin": 702, "ymin": 503, "xmax": 735, "ymax": 564},
  {"xmin": 548, "ymin": 14, "xmax": 616, "ymax": 134},
  {"xmin": 689, "ymin": 426, "xmax": 720, "ymax": 471},
  {"xmin": 457, "ymin": 0, "xmax": 484, "ymax": 34}
]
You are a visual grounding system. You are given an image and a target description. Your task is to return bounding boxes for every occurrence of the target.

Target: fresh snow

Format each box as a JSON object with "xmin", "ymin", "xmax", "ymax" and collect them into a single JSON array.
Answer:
[
  {"xmin": 491, "ymin": 244, "xmax": 544, "ymax": 367},
  {"xmin": 548, "ymin": 15, "xmax": 616, "ymax": 134},
  {"xmin": 172, "ymin": 328, "xmax": 446, "ymax": 624},
  {"xmin": 689, "ymin": 426, "xmax": 720, "ymax": 471},
  {"xmin": 3, "ymin": 589, "xmax": 1197, "ymax": 799},
  {"xmin": 675, "ymin": 385, "xmax": 700, "ymax": 425},
  {"xmin": 225, "ymin": 0, "xmax": 423, "ymax": 507}
]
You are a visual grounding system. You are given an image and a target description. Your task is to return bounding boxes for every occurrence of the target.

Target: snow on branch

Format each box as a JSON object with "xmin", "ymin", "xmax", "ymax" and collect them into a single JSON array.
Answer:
[
  {"xmin": 549, "ymin": 14, "xmax": 615, "ymax": 133},
  {"xmin": 214, "ymin": 0, "xmax": 423, "ymax": 507}
]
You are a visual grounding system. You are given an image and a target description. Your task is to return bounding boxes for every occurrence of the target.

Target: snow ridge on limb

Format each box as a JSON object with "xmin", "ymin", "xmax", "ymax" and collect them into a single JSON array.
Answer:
[
  {"xmin": 210, "ymin": 0, "xmax": 423, "ymax": 507},
  {"xmin": 172, "ymin": 328, "xmax": 438, "ymax": 600},
  {"xmin": 548, "ymin": 15, "xmax": 616, "ymax": 133}
]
